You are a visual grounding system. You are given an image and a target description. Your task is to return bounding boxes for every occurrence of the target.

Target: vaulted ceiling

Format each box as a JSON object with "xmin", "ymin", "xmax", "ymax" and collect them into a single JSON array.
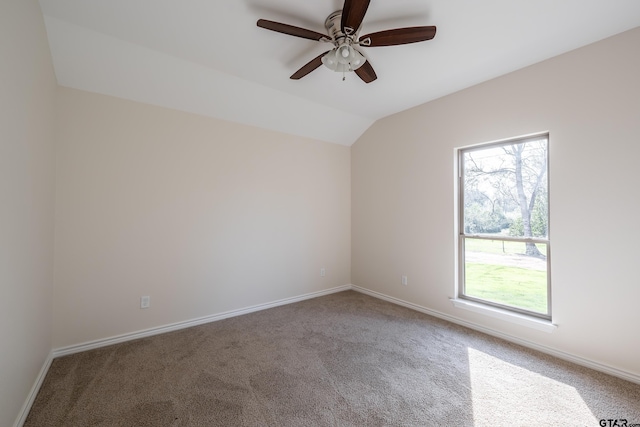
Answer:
[{"xmin": 39, "ymin": 0, "xmax": 640, "ymax": 145}]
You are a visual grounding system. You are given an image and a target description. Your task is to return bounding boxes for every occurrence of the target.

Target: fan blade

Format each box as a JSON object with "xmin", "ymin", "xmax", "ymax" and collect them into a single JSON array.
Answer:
[
  {"xmin": 341, "ymin": 0, "xmax": 371, "ymax": 34},
  {"xmin": 355, "ymin": 60, "xmax": 377, "ymax": 83},
  {"xmin": 290, "ymin": 51, "xmax": 331, "ymax": 80},
  {"xmin": 257, "ymin": 19, "xmax": 328, "ymax": 41},
  {"xmin": 360, "ymin": 26, "xmax": 437, "ymax": 47}
]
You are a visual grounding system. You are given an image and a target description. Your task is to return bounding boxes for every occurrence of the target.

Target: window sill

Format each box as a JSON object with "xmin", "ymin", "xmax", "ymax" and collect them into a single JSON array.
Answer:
[{"xmin": 450, "ymin": 298, "xmax": 557, "ymax": 333}]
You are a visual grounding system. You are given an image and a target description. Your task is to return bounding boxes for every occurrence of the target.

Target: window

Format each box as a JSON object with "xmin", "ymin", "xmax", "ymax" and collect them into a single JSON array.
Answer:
[{"xmin": 458, "ymin": 134, "xmax": 550, "ymax": 319}]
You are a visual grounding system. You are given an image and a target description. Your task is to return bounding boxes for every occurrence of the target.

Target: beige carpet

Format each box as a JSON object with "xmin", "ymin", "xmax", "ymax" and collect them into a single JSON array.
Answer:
[{"xmin": 26, "ymin": 291, "xmax": 640, "ymax": 426}]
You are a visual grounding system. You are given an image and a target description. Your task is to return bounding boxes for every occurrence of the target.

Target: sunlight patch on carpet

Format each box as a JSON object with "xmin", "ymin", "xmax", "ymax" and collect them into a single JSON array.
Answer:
[{"xmin": 467, "ymin": 347, "xmax": 597, "ymax": 426}]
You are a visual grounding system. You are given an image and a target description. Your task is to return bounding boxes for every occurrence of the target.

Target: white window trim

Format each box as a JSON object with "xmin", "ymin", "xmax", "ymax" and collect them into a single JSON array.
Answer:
[
  {"xmin": 455, "ymin": 132, "xmax": 552, "ymax": 322},
  {"xmin": 450, "ymin": 298, "xmax": 557, "ymax": 333}
]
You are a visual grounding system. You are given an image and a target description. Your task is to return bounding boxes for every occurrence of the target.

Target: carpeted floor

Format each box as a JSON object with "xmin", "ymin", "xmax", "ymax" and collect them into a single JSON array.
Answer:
[{"xmin": 25, "ymin": 291, "xmax": 640, "ymax": 426}]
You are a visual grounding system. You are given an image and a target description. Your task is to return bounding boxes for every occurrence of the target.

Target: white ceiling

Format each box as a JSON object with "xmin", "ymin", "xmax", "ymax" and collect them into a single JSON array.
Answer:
[{"xmin": 39, "ymin": 0, "xmax": 640, "ymax": 146}]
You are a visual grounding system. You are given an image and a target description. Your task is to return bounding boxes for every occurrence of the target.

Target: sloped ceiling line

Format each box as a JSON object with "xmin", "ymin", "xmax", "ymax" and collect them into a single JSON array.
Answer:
[{"xmin": 39, "ymin": 0, "xmax": 640, "ymax": 146}]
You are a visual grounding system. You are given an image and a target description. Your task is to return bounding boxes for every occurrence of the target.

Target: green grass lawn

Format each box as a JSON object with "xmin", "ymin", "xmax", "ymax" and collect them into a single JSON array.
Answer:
[{"xmin": 465, "ymin": 262, "xmax": 548, "ymax": 314}]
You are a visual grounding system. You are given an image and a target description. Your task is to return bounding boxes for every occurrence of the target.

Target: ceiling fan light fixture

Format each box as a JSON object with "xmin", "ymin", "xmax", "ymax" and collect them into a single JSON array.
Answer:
[{"xmin": 322, "ymin": 46, "xmax": 365, "ymax": 73}]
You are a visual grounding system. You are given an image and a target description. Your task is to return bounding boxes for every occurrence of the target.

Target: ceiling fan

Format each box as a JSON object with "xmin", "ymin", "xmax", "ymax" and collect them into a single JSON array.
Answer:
[{"xmin": 257, "ymin": 0, "xmax": 437, "ymax": 83}]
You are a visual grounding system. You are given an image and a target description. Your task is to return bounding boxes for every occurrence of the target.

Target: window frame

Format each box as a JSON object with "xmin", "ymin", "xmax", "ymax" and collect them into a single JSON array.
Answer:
[{"xmin": 457, "ymin": 133, "xmax": 551, "ymax": 321}]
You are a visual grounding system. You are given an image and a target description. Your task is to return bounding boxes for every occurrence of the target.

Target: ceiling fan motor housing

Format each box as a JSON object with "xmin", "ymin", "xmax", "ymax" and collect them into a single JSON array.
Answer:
[{"xmin": 325, "ymin": 10, "xmax": 354, "ymax": 45}]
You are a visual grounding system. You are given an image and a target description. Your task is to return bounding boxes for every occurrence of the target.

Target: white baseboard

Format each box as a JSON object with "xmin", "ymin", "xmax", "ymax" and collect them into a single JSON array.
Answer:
[
  {"xmin": 351, "ymin": 285, "xmax": 640, "ymax": 385},
  {"xmin": 18, "ymin": 283, "xmax": 638, "ymax": 427},
  {"xmin": 13, "ymin": 351, "xmax": 54, "ymax": 427},
  {"xmin": 53, "ymin": 284, "xmax": 352, "ymax": 358},
  {"xmin": 17, "ymin": 285, "xmax": 349, "ymax": 425}
]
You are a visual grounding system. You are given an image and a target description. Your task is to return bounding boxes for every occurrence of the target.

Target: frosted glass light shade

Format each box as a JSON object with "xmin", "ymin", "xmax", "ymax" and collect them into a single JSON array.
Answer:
[{"xmin": 322, "ymin": 46, "xmax": 366, "ymax": 72}]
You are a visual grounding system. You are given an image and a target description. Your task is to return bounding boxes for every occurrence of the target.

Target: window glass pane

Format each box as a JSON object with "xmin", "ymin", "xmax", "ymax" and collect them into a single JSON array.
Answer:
[
  {"xmin": 464, "ymin": 238, "xmax": 548, "ymax": 315},
  {"xmin": 463, "ymin": 139, "xmax": 548, "ymax": 239},
  {"xmin": 459, "ymin": 135, "xmax": 550, "ymax": 317}
]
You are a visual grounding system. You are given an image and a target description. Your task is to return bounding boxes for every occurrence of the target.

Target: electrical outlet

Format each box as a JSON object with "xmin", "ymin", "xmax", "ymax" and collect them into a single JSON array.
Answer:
[
  {"xmin": 320, "ymin": 267, "xmax": 326, "ymax": 277},
  {"xmin": 401, "ymin": 275, "xmax": 408, "ymax": 286},
  {"xmin": 140, "ymin": 296, "xmax": 150, "ymax": 309}
]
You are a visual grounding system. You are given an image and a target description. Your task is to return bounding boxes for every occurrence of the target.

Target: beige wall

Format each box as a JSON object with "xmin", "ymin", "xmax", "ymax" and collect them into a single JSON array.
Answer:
[
  {"xmin": 53, "ymin": 88, "xmax": 351, "ymax": 348},
  {"xmin": 0, "ymin": 1, "xmax": 57, "ymax": 425},
  {"xmin": 352, "ymin": 27, "xmax": 640, "ymax": 377}
]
